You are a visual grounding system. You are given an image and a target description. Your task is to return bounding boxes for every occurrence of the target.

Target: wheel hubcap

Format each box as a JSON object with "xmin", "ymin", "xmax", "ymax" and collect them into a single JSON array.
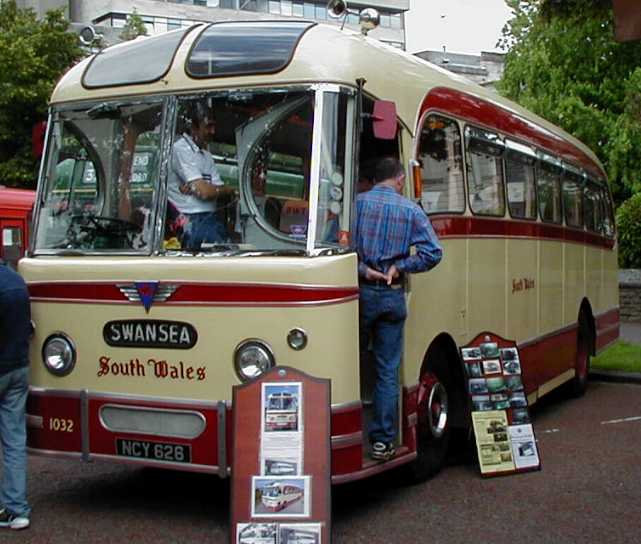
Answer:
[{"xmin": 427, "ymin": 382, "xmax": 448, "ymax": 439}]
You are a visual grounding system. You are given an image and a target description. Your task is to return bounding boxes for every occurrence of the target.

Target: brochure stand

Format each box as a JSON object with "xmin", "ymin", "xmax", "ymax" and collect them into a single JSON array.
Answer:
[
  {"xmin": 460, "ymin": 332, "xmax": 541, "ymax": 477},
  {"xmin": 230, "ymin": 366, "xmax": 331, "ymax": 544}
]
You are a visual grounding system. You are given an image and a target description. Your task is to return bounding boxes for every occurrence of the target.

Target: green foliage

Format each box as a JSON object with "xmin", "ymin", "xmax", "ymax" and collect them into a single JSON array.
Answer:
[
  {"xmin": 0, "ymin": 1, "xmax": 82, "ymax": 189},
  {"xmin": 119, "ymin": 10, "xmax": 148, "ymax": 42},
  {"xmin": 616, "ymin": 193, "xmax": 641, "ymax": 268},
  {"xmin": 498, "ymin": 0, "xmax": 641, "ymax": 204}
]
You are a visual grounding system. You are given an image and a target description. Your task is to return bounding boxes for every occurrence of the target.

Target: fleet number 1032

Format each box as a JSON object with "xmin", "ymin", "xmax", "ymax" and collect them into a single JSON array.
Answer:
[{"xmin": 49, "ymin": 417, "xmax": 74, "ymax": 432}]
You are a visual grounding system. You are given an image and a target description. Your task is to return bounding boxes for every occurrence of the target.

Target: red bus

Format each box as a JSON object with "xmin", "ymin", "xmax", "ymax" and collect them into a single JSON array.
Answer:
[{"xmin": 0, "ymin": 186, "xmax": 35, "ymax": 269}]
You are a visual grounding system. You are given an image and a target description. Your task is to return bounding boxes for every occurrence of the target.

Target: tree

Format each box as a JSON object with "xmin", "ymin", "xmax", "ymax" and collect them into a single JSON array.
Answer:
[
  {"xmin": 0, "ymin": 1, "xmax": 82, "ymax": 189},
  {"xmin": 498, "ymin": 0, "xmax": 641, "ymax": 203},
  {"xmin": 119, "ymin": 9, "xmax": 148, "ymax": 42}
]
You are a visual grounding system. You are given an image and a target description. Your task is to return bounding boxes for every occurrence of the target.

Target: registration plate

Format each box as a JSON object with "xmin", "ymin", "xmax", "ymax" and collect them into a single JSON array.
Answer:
[{"xmin": 116, "ymin": 438, "xmax": 191, "ymax": 463}]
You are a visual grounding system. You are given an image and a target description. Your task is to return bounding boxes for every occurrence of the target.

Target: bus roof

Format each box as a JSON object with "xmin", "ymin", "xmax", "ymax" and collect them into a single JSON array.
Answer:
[{"xmin": 52, "ymin": 21, "xmax": 605, "ymax": 178}]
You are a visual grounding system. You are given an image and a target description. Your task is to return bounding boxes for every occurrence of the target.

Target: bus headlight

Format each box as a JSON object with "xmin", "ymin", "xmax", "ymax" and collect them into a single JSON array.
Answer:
[
  {"xmin": 42, "ymin": 334, "xmax": 76, "ymax": 376},
  {"xmin": 234, "ymin": 339, "xmax": 275, "ymax": 382}
]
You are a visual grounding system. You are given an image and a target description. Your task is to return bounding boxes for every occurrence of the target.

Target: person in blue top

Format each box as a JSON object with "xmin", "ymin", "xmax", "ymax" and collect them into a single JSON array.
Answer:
[
  {"xmin": 353, "ymin": 157, "xmax": 443, "ymax": 461},
  {"xmin": 0, "ymin": 259, "xmax": 32, "ymax": 530}
]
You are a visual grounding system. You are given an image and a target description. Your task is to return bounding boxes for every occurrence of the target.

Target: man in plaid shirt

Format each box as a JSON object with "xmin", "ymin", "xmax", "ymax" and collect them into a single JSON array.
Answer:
[{"xmin": 353, "ymin": 157, "xmax": 442, "ymax": 461}]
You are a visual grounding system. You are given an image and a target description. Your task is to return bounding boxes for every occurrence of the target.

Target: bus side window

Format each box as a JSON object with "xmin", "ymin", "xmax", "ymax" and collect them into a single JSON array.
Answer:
[
  {"xmin": 601, "ymin": 184, "xmax": 615, "ymax": 238},
  {"xmin": 562, "ymin": 171, "xmax": 583, "ymax": 228},
  {"xmin": 505, "ymin": 149, "xmax": 537, "ymax": 220},
  {"xmin": 417, "ymin": 114, "xmax": 465, "ymax": 213},
  {"xmin": 583, "ymin": 180, "xmax": 600, "ymax": 233},
  {"xmin": 465, "ymin": 126, "xmax": 506, "ymax": 217},
  {"xmin": 536, "ymin": 161, "xmax": 562, "ymax": 224}
]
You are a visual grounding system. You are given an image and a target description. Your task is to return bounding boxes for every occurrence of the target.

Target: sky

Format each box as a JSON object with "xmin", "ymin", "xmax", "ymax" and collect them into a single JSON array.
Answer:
[{"xmin": 404, "ymin": 0, "xmax": 514, "ymax": 55}]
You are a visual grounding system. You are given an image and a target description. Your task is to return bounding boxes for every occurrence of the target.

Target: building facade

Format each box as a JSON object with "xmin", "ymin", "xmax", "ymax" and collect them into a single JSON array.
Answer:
[
  {"xmin": 414, "ymin": 49, "xmax": 506, "ymax": 89},
  {"xmin": 20, "ymin": 1, "xmax": 409, "ymax": 49}
]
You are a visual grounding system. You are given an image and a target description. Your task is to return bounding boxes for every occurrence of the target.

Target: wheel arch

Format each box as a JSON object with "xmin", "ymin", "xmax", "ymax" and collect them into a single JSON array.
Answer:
[{"xmin": 419, "ymin": 332, "xmax": 469, "ymax": 429}]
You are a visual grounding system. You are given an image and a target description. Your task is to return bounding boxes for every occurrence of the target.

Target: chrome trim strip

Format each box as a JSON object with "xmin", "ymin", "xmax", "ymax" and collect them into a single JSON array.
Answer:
[
  {"xmin": 331, "ymin": 450, "xmax": 417, "ymax": 485},
  {"xmin": 29, "ymin": 387, "xmax": 81, "ymax": 398},
  {"xmin": 85, "ymin": 390, "xmax": 220, "ymax": 408},
  {"xmin": 90, "ymin": 453, "xmax": 220, "ymax": 475},
  {"xmin": 306, "ymin": 88, "xmax": 324, "ymax": 254},
  {"xmin": 98, "ymin": 403, "xmax": 207, "ymax": 439},
  {"xmin": 538, "ymin": 369, "xmax": 575, "ymax": 398},
  {"xmin": 217, "ymin": 401, "xmax": 227, "ymax": 479},
  {"xmin": 81, "ymin": 389, "xmax": 90, "ymax": 462},
  {"xmin": 26, "ymin": 414, "xmax": 43, "ymax": 429},
  {"xmin": 331, "ymin": 431, "xmax": 362, "ymax": 449},
  {"xmin": 598, "ymin": 323, "xmax": 619, "ymax": 336},
  {"xmin": 330, "ymin": 400, "xmax": 362, "ymax": 414}
]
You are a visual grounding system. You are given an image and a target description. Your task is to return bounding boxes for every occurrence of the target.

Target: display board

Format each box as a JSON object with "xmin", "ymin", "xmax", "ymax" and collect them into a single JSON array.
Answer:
[
  {"xmin": 230, "ymin": 366, "xmax": 331, "ymax": 544},
  {"xmin": 461, "ymin": 333, "xmax": 541, "ymax": 477}
]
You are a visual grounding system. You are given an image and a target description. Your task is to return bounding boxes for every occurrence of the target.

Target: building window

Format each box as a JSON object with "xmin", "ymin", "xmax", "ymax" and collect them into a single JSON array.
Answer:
[
  {"xmin": 207, "ymin": 0, "xmax": 220, "ymax": 6},
  {"xmin": 292, "ymin": 2, "xmax": 303, "ymax": 17},
  {"xmin": 303, "ymin": 2, "xmax": 315, "ymax": 19},
  {"xmin": 269, "ymin": 1, "xmax": 280, "ymax": 14},
  {"xmin": 315, "ymin": 4, "xmax": 326, "ymax": 20},
  {"xmin": 281, "ymin": 0, "xmax": 292, "ymax": 16},
  {"xmin": 167, "ymin": 18, "xmax": 181, "ymax": 31}
]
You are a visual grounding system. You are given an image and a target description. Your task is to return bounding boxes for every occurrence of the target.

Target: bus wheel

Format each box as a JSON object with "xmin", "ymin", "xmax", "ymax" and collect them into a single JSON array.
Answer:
[
  {"xmin": 568, "ymin": 334, "xmax": 590, "ymax": 397},
  {"xmin": 407, "ymin": 372, "xmax": 450, "ymax": 483}
]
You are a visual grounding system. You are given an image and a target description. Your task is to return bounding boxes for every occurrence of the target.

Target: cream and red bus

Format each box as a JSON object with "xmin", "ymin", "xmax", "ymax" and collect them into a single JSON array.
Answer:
[{"xmin": 22, "ymin": 9, "xmax": 618, "ymax": 484}]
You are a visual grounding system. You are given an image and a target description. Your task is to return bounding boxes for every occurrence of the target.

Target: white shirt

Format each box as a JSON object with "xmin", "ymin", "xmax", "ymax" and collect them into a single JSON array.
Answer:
[{"xmin": 167, "ymin": 134, "xmax": 223, "ymax": 214}]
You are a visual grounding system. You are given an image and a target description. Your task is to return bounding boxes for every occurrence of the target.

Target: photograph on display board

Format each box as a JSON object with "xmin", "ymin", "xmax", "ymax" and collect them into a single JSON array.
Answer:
[
  {"xmin": 472, "ymin": 395, "xmax": 493, "ymax": 411},
  {"xmin": 500, "ymin": 347, "xmax": 519, "ymax": 362},
  {"xmin": 493, "ymin": 399, "xmax": 511, "ymax": 410},
  {"xmin": 461, "ymin": 347, "xmax": 482, "ymax": 360},
  {"xmin": 482, "ymin": 359, "xmax": 502, "ymax": 375},
  {"xmin": 465, "ymin": 361, "xmax": 483, "ymax": 378},
  {"xmin": 237, "ymin": 522, "xmax": 277, "ymax": 544},
  {"xmin": 509, "ymin": 391, "xmax": 528, "ymax": 408},
  {"xmin": 486, "ymin": 376, "xmax": 507, "ymax": 393},
  {"xmin": 262, "ymin": 383, "xmax": 302, "ymax": 433},
  {"xmin": 480, "ymin": 342, "xmax": 500, "ymax": 359},
  {"xmin": 252, "ymin": 477, "xmax": 310, "ymax": 518},
  {"xmin": 502, "ymin": 358, "xmax": 522, "ymax": 375},
  {"xmin": 469, "ymin": 378, "xmax": 488, "ymax": 395},
  {"xmin": 511, "ymin": 408, "xmax": 530, "ymax": 424},
  {"xmin": 505, "ymin": 375, "xmax": 524, "ymax": 392},
  {"xmin": 263, "ymin": 458, "xmax": 299, "ymax": 477},
  {"xmin": 509, "ymin": 424, "xmax": 540, "ymax": 470},
  {"xmin": 279, "ymin": 523, "xmax": 322, "ymax": 544},
  {"xmin": 472, "ymin": 411, "xmax": 515, "ymax": 474}
]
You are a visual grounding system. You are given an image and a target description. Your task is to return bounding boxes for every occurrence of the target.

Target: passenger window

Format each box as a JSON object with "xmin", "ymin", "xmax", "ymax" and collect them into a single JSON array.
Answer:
[
  {"xmin": 465, "ymin": 126, "xmax": 505, "ymax": 216},
  {"xmin": 537, "ymin": 161, "xmax": 562, "ymax": 224},
  {"xmin": 416, "ymin": 114, "xmax": 465, "ymax": 213},
  {"xmin": 505, "ymin": 148, "xmax": 537, "ymax": 220},
  {"xmin": 601, "ymin": 184, "xmax": 615, "ymax": 238},
  {"xmin": 563, "ymin": 171, "xmax": 583, "ymax": 228},
  {"xmin": 583, "ymin": 181, "xmax": 601, "ymax": 233}
]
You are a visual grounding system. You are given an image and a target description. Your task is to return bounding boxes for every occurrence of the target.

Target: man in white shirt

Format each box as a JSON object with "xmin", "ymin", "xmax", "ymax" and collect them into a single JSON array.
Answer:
[{"xmin": 167, "ymin": 104, "xmax": 234, "ymax": 249}]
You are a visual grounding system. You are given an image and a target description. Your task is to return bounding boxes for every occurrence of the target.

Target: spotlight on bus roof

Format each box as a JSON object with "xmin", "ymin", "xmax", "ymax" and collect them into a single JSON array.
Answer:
[
  {"xmin": 327, "ymin": 0, "xmax": 347, "ymax": 19},
  {"xmin": 359, "ymin": 8, "xmax": 380, "ymax": 35}
]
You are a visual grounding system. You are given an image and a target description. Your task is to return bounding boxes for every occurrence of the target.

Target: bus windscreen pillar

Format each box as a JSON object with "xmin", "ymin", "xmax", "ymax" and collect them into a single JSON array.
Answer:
[{"xmin": 230, "ymin": 366, "xmax": 331, "ymax": 544}]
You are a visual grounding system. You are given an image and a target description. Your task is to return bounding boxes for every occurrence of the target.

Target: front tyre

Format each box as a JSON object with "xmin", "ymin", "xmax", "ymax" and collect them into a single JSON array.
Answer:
[{"xmin": 407, "ymin": 372, "xmax": 450, "ymax": 482}]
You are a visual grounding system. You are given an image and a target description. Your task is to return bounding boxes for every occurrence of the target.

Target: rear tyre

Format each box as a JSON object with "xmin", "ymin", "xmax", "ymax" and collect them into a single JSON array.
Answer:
[{"xmin": 406, "ymin": 372, "xmax": 450, "ymax": 483}]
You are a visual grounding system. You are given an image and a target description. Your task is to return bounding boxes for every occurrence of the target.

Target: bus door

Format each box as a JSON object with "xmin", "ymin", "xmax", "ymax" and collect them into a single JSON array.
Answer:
[
  {"xmin": 0, "ymin": 218, "xmax": 26, "ymax": 268},
  {"xmin": 355, "ymin": 93, "xmax": 404, "ymax": 439}
]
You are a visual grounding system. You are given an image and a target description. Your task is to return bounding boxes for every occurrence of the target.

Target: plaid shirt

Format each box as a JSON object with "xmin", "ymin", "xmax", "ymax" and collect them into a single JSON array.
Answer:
[{"xmin": 353, "ymin": 185, "xmax": 442, "ymax": 278}]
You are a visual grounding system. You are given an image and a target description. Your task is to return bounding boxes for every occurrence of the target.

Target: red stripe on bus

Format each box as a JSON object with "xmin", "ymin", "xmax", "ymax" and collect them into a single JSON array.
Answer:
[
  {"xmin": 421, "ymin": 87, "xmax": 605, "ymax": 179},
  {"xmin": 28, "ymin": 282, "xmax": 359, "ymax": 305},
  {"xmin": 430, "ymin": 215, "xmax": 615, "ymax": 249}
]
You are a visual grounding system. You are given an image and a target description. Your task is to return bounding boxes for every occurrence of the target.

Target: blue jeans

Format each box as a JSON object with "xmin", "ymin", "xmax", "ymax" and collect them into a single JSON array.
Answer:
[
  {"xmin": 0, "ymin": 366, "xmax": 30, "ymax": 517},
  {"xmin": 359, "ymin": 285, "xmax": 407, "ymax": 444},
  {"xmin": 181, "ymin": 212, "xmax": 226, "ymax": 249}
]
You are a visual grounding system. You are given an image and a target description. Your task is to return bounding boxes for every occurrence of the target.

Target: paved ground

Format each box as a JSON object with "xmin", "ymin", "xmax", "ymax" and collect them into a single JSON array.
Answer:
[{"xmin": 4, "ymin": 380, "xmax": 641, "ymax": 543}]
